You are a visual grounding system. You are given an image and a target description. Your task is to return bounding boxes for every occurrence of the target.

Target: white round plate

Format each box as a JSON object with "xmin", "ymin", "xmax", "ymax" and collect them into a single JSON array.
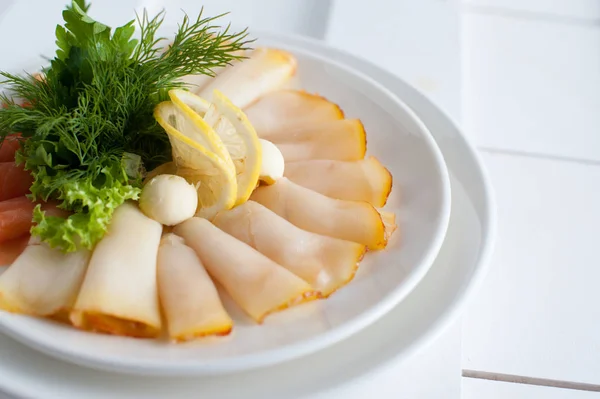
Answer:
[
  {"xmin": 0, "ymin": 33, "xmax": 451, "ymax": 374},
  {"xmin": 0, "ymin": 32, "xmax": 495, "ymax": 399}
]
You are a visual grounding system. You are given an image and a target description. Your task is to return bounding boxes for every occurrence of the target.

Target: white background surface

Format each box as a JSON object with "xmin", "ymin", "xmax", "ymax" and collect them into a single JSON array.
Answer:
[
  {"xmin": 462, "ymin": 10, "xmax": 600, "ymax": 161},
  {"xmin": 459, "ymin": 1, "xmax": 600, "ymax": 397},
  {"xmin": 462, "ymin": 152, "xmax": 600, "ymax": 384},
  {"xmin": 1, "ymin": 0, "xmax": 600, "ymax": 397},
  {"xmin": 329, "ymin": 0, "xmax": 600, "ymax": 397}
]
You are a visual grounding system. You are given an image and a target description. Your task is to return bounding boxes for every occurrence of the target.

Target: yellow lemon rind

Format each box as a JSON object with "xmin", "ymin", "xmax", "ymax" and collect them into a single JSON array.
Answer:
[{"xmin": 212, "ymin": 89, "xmax": 263, "ymax": 205}]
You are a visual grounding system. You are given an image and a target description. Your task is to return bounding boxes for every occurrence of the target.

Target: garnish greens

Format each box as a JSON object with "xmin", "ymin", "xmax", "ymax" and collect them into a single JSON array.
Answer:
[{"xmin": 0, "ymin": 0, "xmax": 251, "ymax": 252}]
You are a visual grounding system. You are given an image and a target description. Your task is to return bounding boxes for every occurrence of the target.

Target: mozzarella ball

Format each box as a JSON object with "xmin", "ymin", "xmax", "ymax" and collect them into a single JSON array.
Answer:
[
  {"xmin": 259, "ymin": 139, "xmax": 285, "ymax": 185},
  {"xmin": 139, "ymin": 174, "xmax": 197, "ymax": 226}
]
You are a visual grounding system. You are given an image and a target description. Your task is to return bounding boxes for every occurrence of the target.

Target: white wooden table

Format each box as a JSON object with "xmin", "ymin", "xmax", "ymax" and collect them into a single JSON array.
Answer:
[
  {"xmin": 325, "ymin": 0, "xmax": 600, "ymax": 397},
  {"xmin": 461, "ymin": 0, "xmax": 600, "ymax": 395}
]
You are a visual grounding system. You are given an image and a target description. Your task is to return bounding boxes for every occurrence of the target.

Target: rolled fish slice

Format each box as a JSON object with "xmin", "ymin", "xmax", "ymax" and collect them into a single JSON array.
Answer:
[
  {"xmin": 275, "ymin": 141, "xmax": 364, "ymax": 163},
  {"xmin": 260, "ymin": 119, "xmax": 364, "ymax": 145},
  {"xmin": 0, "ymin": 133, "xmax": 22, "ymax": 162},
  {"xmin": 250, "ymin": 178, "xmax": 386, "ymax": 250},
  {"xmin": 179, "ymin": 49, "xmax": 249, "ymax": 94},
  {"xmin": 179, "ymin": 73, "xmax": 215, "ymax": 94},
  {"xmin": 0, "ymin": 198, "xmax": 70, "ymax": 243},
  {"xmin": 273, "ymin": 120, "xmax": 366, "ymax": 162},
  {"xmin": 198, "ymin": 48, "xmax": 297, "ymax": 109},
  {"xmin": 157, "ymin": 233, "xmax": 233, "ymax": 342},
  {"xmin": 0, "ymin": 162, "xmax": 32, "ymax": 201},
  {"xmin": 244, "ymin": 90, "xmax": 344, "ymax": 137},
  {"xmin": 0, "ymin": 197, "xmax": 36, "ymax": 243},
  {"xmin": 0, "ymin": 236, "xmax": 91, "ymax": 317},
  {"xmin": 214, "ymin": 201, "xmax": 366, "ymax": 297},
  {"xmin": 0, "ymin": 235, "xmax": 29, "ymax": 266},
  {"xmin": 284, "ymin": 157, "xmax": 392, "ymax": 207},
  {"xmin": 71, "ymin": 202, "xmax": 163, "ymax": 338},
  {"xmin": 174, "ymin": 217, "xmax": 318, "ymax": 323}
]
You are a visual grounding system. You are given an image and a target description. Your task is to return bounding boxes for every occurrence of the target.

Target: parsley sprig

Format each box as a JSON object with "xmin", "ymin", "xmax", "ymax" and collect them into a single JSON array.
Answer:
[{"xmin": 0, "ymin": 0, "xmax": 251, "ymax": 251}]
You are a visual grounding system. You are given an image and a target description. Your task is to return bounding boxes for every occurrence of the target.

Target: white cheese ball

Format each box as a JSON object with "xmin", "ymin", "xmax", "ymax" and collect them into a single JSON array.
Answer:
[
  {"xmin": 259, "ymin": 139, "xmax": 285, "ymax": 184},
  {"xmin": 139, "ymin": 174, "xmax": 198, "ymax": 226}
]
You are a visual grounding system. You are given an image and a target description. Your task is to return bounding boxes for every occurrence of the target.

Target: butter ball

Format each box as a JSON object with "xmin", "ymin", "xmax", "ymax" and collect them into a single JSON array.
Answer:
[{"xmin": 139, "ymin": 174, "xmax": 197, "ymax": 226}]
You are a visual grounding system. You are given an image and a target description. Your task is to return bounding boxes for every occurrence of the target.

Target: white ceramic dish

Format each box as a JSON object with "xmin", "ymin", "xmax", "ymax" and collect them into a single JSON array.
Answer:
[
  {"xmin": 0, "ymin": 31, "xmax": 495, "ymax": 399},
  {"xmin": 0, "ymin": 33, "xmax": 451, "ymax": 374}
]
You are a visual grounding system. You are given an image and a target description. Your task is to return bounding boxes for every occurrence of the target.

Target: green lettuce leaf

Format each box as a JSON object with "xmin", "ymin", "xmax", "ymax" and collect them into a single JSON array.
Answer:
[{"xmin": 31, "ymin": 173, "xmax": 140, "ymax": 252}]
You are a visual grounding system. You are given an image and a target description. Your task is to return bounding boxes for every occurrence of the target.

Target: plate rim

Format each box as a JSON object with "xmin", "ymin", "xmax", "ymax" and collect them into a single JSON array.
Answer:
[{"xmin": 0, "ymin": 32, "xmax": 453, "ymax": 375}]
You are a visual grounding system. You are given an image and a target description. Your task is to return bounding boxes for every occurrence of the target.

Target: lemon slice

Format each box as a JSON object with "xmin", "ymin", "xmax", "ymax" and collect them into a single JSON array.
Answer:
[
  {"xmin": 163, "ymin": 92, "xmax": 233, "ymax": 170},
  {"xmin": 169, "ymin": 89, "xmax": 210, "ymax": 116},
  {"xmin": 170, "ymin": 89, "xmax": 262, "ymax": 205},
  {"xmin": 154, "ymin": 102, "xmax": 237, "ymax": 220}
]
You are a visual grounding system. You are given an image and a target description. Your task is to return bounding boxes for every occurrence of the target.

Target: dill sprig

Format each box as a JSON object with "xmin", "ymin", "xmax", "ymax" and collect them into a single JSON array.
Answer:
[{"xmin": 0, "ymin": 0, "xmax": 252, "ymax": 251}]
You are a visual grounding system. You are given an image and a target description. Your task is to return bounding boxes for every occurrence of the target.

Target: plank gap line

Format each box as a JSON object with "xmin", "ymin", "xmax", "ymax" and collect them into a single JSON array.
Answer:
[
  {"xmin": 478, "ymin": 146, "xmax": 600, "ymax": 167},
  {"xmin": 463, "ymin": 369, "xmax": 600, "ymax": 392}
]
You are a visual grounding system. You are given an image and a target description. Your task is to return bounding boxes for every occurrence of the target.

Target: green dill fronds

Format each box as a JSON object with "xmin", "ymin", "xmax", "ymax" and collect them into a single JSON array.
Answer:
[{"xmin": 0, "ymin": 1, "xmax": 253, "ymax": 251}]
